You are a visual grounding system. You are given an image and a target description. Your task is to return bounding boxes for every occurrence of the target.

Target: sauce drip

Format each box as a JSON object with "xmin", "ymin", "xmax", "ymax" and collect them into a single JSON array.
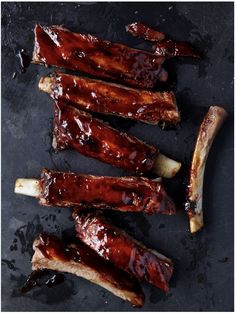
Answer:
[
  {"xmin": 17, "ymin": 49, "xmax": 31, "ymax": 73},
  {"xmin": 21, "ymin": 269, "xmax": 65, "ymax": 293}
]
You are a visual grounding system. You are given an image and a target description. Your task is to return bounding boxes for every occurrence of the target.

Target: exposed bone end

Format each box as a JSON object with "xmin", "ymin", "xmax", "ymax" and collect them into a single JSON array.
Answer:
[
  {"xmin": 14, "ymin": 178, "xmax": 41, "ymax": 198},
  {"xmin": 186, "ymin": 105, "xmax": 228, "ymax": 234},
  {"xmin": 38, "ymin": 76, "xmax": 53, "ymax": 94},
  {"xmin": 153, "ymin": 153, "xmax": 181, "ymax": 178},
  {"xmin": 189, "ymin": 211, "xmax": 204, "ymax": 233}
]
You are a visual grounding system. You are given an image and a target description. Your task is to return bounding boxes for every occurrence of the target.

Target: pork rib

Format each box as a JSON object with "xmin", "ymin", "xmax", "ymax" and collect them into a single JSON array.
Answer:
[
  {"xmin": 32, "ymin": 233, "xmax": 144, "ymax": 307},
  {"xmin": 39, "ymin": 72, "xmax": 180, "ymax": 125},
  {"xmin": 14, "ymin": 169, "xmax": 176, "ymax": 215},
  {"xmin": 126, "ymin": 22, "xmax": 200, "ymax": 58},
  {"xmin": 73, "ymin": 210, "xmax": 174, "ymax": 293},
  {"xmin": 185, "ymin": 106, "xmax": 228, "ymax": 233},
  {"xmin": 33, "ymin": 24, "xmax": 167, "ymax": 89},
  {"xmin": 51, "ymin": 100, "xmax": 181, "ymax": 177}
]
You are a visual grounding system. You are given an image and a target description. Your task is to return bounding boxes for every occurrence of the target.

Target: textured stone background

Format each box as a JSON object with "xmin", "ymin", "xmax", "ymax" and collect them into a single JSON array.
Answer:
[{"xmin": 1, "ymin": 2, "xmax": 234, "ymax": 311}]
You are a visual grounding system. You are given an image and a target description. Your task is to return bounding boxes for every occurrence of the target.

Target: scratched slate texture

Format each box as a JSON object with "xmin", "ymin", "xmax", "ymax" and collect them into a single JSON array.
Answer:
[{"xmin": 1, "ymin": 2, "xmax": 234, "ymax": 312}]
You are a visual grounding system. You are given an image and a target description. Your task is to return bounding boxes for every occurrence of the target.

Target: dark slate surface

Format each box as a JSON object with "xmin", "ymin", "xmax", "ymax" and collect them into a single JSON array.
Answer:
[{"xmin": 1, "ymin": 2, "xmax": 234, "ymax": 311}]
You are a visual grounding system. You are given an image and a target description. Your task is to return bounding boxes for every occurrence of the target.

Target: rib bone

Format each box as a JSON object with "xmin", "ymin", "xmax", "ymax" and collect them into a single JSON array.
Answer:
[
  {"xmin": 32, "ymin": 233, "xmax": 144, "ymax": 307},
  {"xmin": 185, "ymin": 106, "xmax": 228, "ymax": 233}
]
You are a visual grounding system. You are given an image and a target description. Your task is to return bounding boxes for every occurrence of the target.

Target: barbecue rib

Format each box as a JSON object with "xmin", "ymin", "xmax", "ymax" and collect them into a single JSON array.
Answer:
[
  {"xmin": 73, "ymin": 210, "xmax": 174, "ymax": 293},
  {"xmin": 126, "ymin": 22, "xmax": 200, "ymax": 58},
  {"xmin": 33, "ymin": 24, "xmax": 168, "ymax": 89},
  {"xmin": 50, "ymin": 100, "xmax": 181, "ymax": 177},
  {"xmin": 32, "ymin": 233, "xmax": 144, "ymax": 307},
  {"xmin": 14, "ymin": 169, "xmax": 176, "ymax": 215},
  {"xmin": 39, "ymin": 72, "xmax": 180, "ymax": 125},
  {"xmin": 185, "ymin": 106, "xmax": 228, "ymax": 233}
]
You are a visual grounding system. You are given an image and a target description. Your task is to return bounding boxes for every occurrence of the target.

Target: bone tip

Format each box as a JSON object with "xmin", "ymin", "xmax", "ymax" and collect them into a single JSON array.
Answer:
[
  {"xmin": 38, "ymin": 76, "xmax": 52, "ymax": 93},
  {"xmin": 14, "ymin": 178, "xmax": 41, "ymax": 197},
  {"xmin": 154, "ymin": 153, "xmax": 182, "ymax": 178},
  {"xmin": 189, "ymin": 214, "xmax": 204, "ymax": 233},
  {"xmin": 210, "ymin": 105, "xmax": 228, "ymax": 120}
]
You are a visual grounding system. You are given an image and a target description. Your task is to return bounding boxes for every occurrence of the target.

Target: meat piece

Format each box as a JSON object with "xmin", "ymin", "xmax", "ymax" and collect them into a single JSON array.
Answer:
[
  {"xmin": 52, "ymin": 100, "xmax": 181, "ymax": 177},
  {"xmin": 32, "ymin": 233, "xmax": 144, "ymax": 307},
  {"xmin": 14, "ymin": 169, "xmax": 176, "ymax": 215},
  {"xmin": 154, "ymin": 39, "xmax": 200, "ymax": 58},
  {"xmin": 126, "ymin": 22, "xmax": 200, "ymax": 58},
  {"xmin": 33, "ymin": 24, "xmax": 167, "ymax": 89},
  {"xmin": 73, "ymin": 210, "xmax": 174, "ymax": 293},
  {"xmin": 126, "ymin": 22, "xmax": 166, "ymax": 42},
  {"xmin": 39, "ymin": 72, "xmax": 180, "ymax": 125},
  {"xmin": 185, "ymin": 106, "xmax": 228, "ymax": 233}
]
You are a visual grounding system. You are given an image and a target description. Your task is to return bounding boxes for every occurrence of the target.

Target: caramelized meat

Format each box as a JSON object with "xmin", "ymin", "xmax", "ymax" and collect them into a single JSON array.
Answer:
[
  {"xmin": 32, "ymin": 233, "xmax": 144, "ymax": 307},
  {"xmin": 33, "ymin": 24, "xmax": 167, "ymax": 89},
  {"xmin": 53, "ymin": 100, "xmax": 158, "ymax": 174},
  {"xmin": 126, "ymin": 22, "xmax": 165, "ymax": 42},
  {"xmin": 74, "ymin": 210, "xmax": 174, "ymax": 292},
  {"xmin": 39, "ymin": 72, "xmax": 180, "ymax": 125},
  {"xmin": 38, "ymin": 168, "xmax": 175, "ymax": 214},
  {"xmin": 154, "ymin": 39, "xmax": 200, "ymax": 58},
  {"xmin": 126, "ymin": 22, "xmax": 200, "ymax": 58}
]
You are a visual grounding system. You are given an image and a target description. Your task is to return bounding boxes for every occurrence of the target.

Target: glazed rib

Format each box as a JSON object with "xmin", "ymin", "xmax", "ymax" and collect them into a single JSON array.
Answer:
[
  {"xmin": 126, "ymin": 22, "xmax": 166, "ymax": 42},
  {"xmin": 14, "ymin": 169, "xmax": 176, "ymax": 215},
  {"xmin": 73, "ymin": 210, "xmax": 174, "ymax": 293},
  {"xmin": 32, "ymin": 233, "xmax": 144, "ymax": 307},
  {"xmin": 33, "ymin": 24, "xmax": 167, "ymax": 89},
  {"xmin": 126, "ymin": 22, "xmax": 200, "ymax": 58},
  {"xmin": 185, "ymin": 106, "xmax": 227, "ymax": 233},
  {"xmin": 51, "ymin": 100, "xmax": 181, "ymax": 177},
  {"xmin": 39, "ymin": 72, "xmax": 180, "ymax": 125}
]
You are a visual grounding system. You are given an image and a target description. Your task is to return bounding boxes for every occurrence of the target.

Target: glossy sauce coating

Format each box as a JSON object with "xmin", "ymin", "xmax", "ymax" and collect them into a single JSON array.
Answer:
[
  {"xmin": 53, "ymin": 100, "xmax": 158, "ymax": 174},
  {"xmin": 154, "ymin": 39, "xmax": 200, "ymax": 58},
  {"xmin": 35, "ymin": 233, "xmax": 144, "ymax": 297},
  {"xmin": 40, "ymin": 72, "xmax": 179, "ymax": 125},
  {"xmin": 126, "ymin": 22, "xmax": 166, "ymax": 42},
  {"xmin": 33, "ymin": 24, "xmax": 167, "ymax": 89},
  {"xmin": 39, "ymin": 169, "xmax": 176, "ymax": 214},
  {"xmin": 126, "ymin": 22, "xmax": 200, "ymax": 58},
  {"xmin": 21, "ymin": 269, "xmax": 65, "ymax": 293},
  {"xmin": 74, "ymin": 211, "xmax": 174, "ymax": 292}
]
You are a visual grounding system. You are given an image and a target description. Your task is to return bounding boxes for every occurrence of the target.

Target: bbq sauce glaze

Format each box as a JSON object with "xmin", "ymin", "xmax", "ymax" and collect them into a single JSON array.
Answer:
[
  {"xmin": 33, "ymin": 233, "xmax": 144, "ymax": 300},
  {"xmin": 154, "ymin": 39, "xmax": 200, "ymax": 58},
  {"xmin": 21, "ymin": 269, "xmax": 65, "ymax": 293},
  {"xmin": 53, "ymin": 100, "xmax": 158, "ymax": 174},
  {"xmin": 33, "ymin": 24, "xmax": 167, "ymax": 89},
  {"xmin": 126, "ymin": 22, "xmax": 166, "ymax": 42},
  {"xmin": 42, "ymin": 72, "xmax": 179, "ymax": 125},
  {"xmin": 74, "ymin": 211, "xmax": 174, "ymax": 293},
  {"xmin": 39, "ymin": 169, "xmax": 176, "ymax": 215},
  {"xmin": 126, "ymin": 22, "xmax": 200, "ymax": 58}
]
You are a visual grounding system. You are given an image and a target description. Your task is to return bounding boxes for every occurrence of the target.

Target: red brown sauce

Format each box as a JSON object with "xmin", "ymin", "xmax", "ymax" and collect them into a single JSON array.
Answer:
[
  {"xmin": 34, "ymin": 233, "xmax": 144, "ymax": 297},
  {"xmin": 43, "ymin": 72, "xmax": 179, "ymax": 124},
  {"xmin": 126, "ymin": 22, "xmax": 166, "ymax": 42},
  {"xmin": 74, "ymin": 211, "xmax": 174, "ymax": 292},
  {"xmin": 154, "ymin": 39, "xmax": 200, "ymax": 58},
  {"xmin": 39, "ymin": 169, "xmax": 176, "ymax": 214},
  {"xmin": 126, "ymin": 22, "xmax": 200, "ymax": 58},
  {"xmin": 21, "ymin": 269, "xmax": 65, "ymax": 293},
  {"xmin": 53, "ymin": 100, "xmax": 158, "ymax": 174},
  {"xmin": 33, "ymin": 24, "xmax": 167, "ymax": 89}
]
